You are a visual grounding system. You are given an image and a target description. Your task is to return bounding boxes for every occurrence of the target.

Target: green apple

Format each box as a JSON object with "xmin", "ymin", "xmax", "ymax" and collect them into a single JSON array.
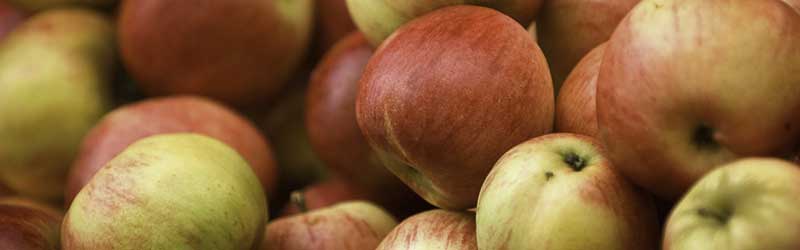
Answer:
[
  {"xmin": 62, "ymin": 134, "xmax": 267, "ymax": 249},
  {"xmin": 477, "ymin": 133, "xmax": 659, "ymax": 250},
  {"xmin": 664, "ymin": 158, "xmax": 800, "ymax": 250},
  {"xmin": 376, "ymin": 209, "xmax": 477, "ymax": 250},
  {"xmin": 0, "ymin": 8, "xmax": 113, "ymax": 202}
]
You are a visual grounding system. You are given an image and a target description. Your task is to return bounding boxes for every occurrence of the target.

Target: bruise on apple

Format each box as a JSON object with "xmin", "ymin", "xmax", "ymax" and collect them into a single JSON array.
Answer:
[
  {"xmin": 555, "ymin": 43, "xmax": 606, "ymax": 138},
  {"xmin": 0, "ymin": 198, "xmax": 62, "ymax": 250},
  {"xmin": 356, "ymin": 5, "xmax": 554, "ymax": 210}
]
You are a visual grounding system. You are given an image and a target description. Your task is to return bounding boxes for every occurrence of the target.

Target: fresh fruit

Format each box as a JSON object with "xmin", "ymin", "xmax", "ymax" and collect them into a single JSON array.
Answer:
[
  {"xmin": 477, "ymin": 133, "xmax": 659, "ymax": 249},
  {"xmin": 536, "ymin": 0, "xmax": 639, "ymax": 89},
  {"xmin": 280, "ymin": 176, "xmax": 369, "ymax": 216},
  {"xmin": 0, "ymin": 8, "xmax": 114, "ymax": 201},
  {"xmin": 313, "ymin": 0, "xmax": 356, "ymax": 55},
  {"xmin": 555, "ymin": 43, "xmax": 606, "ymax": 138},
  {"xmin": 376, "ymin": 209, "xmax": 477, "ymax": 250},
  {"xmin": 0, "ymin": 0, "xmax": 24, "ymax": 40},
  {"xmin": 65, "ymin": 96, "xmax": 277, "ymax": 207},
  {"xmin": 346, "ymin": 0, "xmax": 544, "ymax": 46},
  {"xmin": 356, "ymin": 5, "xmax": 554, "ymax": 209},
  {"xmin": 118, "ymin": 0, "xmax": 313, "ymax": 107},
  {"xmin": 62, "ymin": 134, "xmax": 267, "ymax": 249},
  {"xmin": 0, "ymin": 198, "xmax": 62, "ymax": 250},
  {"xmin": 596, "ymin": 0, "xmax": 800, "ymax": 199},
  {"xmin": 262, "ymin": 201, "xmax": 397, "ymax": 250},
  {"xmin": 6, "ymin": 0, "xmax": 115, "ymax": 12},
  {"xmin": 664, "ymin": 158, "xmax": 800, "ymax": 250}
]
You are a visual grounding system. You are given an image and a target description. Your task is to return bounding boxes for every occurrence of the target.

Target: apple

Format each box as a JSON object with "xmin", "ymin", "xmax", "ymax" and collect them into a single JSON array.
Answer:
[
  {"xmin": 0, "ymin": 0, "xmax": 24, "ymax": 40},
  {"xmin": 0, "ymin": 8, "xmax": 114, "ymax": 202},
  {"xmin": 356, "ymin": 5, "xmax": 554, "ymax": 209},
  {"xmin": 346, "ymin": 0, "xmax": 544, "ymax": 46},
  {"xmin": 536, "ymin": 0, "xmax": 639, "ymax": 89},
  {"xmin": 785, "ymin": 0, "xmax": 799, "ymax": 11},
  {"xmin": 65, "ymin": 96, "xmax": 278, "ymax": 207},
  {"xmin": 0, "ymin": 197, "xmax": 62, "ymax": 250},
  {"xmin": 63, "ymin": 134, "xmax": 267, "ymax": 249},
  {"xmin": 5, "ymin": 0, "xmax": 115, "ymax": 12},
  {"xmin": 555, "ymin": 43, "xmax": 606, "ymax": 138},
  {"xmin": 118, "ymin": 0, "xmax": 313, "ymax": 107},
  {"xmin": 313, "ymin": 0, "xmax": 357, "ymax": 55},
  {"xmin": 280, "ymin": 176, "xmax": 369, "ymax": 216},
  {"xmin": 663, "ymin": 158, "xmax": 800, "ymax": 249},
  {"xmin": 376, "ymin": 209, "xmax": 477, "ymax": 250},
  {"xmin": 477, "ymin": 133, "xmax": 660, "ymax": 249},
  {"xmin": 527, "ymin": 21, "xmax": 537, "ymax": 41},
  {"xmin": 262, "ymin": 201, "xmax": 397, "ymax": 250},
  {"xmin": 596, "ymin": 0, "xmax": 800, "ymax": 199}
]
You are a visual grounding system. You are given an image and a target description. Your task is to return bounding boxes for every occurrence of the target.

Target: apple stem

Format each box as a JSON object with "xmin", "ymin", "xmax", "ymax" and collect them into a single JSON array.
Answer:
[{"xmin": 290, "ymin": 191, "xmax": 308, "ymax": 213}]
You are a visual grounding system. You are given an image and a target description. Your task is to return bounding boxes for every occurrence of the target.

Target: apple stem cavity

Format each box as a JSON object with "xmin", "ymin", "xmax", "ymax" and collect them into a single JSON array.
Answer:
[
  {"xmin": 692, "ymin": 125, "xmax": 719, "ymax": 150},
  {"xmin": 290, "ymin": 191, "xmax": 308, "ymax": 213},
  {"xmin": 563, "ymin": 152, "xmax": 587, "ymax": 171}
]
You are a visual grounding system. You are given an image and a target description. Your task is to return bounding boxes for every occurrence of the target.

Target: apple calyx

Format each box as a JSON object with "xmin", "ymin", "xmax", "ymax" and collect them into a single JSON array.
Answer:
[
  {"xmin": 692, "ymin": 125, "xmax": 719, "ymax": 151},
  {"xmin": 696, "ymin": 206, "xmax": 731, "ymax": 225},
  {"xmin": 562, "ymin": 151, "xmax": 587, "ymax": 171},
  {"xmin": 290, "ymin": 191, "xmax": 308, "ymax": 213}
]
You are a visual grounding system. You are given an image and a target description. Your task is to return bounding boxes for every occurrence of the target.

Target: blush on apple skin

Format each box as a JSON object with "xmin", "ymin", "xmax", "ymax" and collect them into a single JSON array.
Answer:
[
  {"xmin": 65, "ymin": 96, "xmax": 277, "ymax": 207},
  {"xmin": 356, "ymin": 5, "xmax": 554, "ymax": 210},
  {"xmin": 280, "ymin": 176, "xmax": 370, "ymax": 217},
  {"xmin": 0, "ymin": 0, "xmax": 25, "ymax": 40},
  {"xmin": 0, "ymin": 198, "xmax": 62, "ymax": 250},
  {"xmin": 377, "ymin": 210, "xmax": 477, "ymax": 250},
  {"xmin": 555, "ymin": 43, "xmax": 606, "ymax": 138}
]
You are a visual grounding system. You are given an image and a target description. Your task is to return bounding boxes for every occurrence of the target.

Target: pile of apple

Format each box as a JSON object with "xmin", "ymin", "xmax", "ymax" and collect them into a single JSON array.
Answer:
[{"xmin": 0, "ymin": 0, "xmax": 798, "ymax": 249}]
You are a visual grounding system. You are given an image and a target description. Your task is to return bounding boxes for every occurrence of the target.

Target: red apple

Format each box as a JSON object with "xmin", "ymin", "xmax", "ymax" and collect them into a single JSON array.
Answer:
[
  {"xmin": 313, "ymin": 0, "xmax": 357, "ymax": 55},
  {"xmin": 356, "ymin": 5, "xmax": 554, "ymax": 209},
  {"xmin": 0, "ymin": 198, "xmax": 62, "ymax": 250},
  {"xmin": 555, "ymin": 43, "xmax": 606, "ymax": 138},
  {"xmin": 65, "ymin": 96, "xmax": 277, "ymax": 207},
  {"xmin": 376, "ymin": 209, "xmax": 477, "ymax": 250},
  {"xmin": 118, "ymin": 0, "xmax": 313, "ymax": 107},
  {"xmin": 280, "ymin": 176, "xmax": 370, "ymax": 217},
  {"xmin": 0, "ymin": 0, "xmax": 24, "ymax": 40},
  {"xmin": 537, "ymin": 0, "xmax": 639, "ymax": 89},
  {"xmin": 596, "ymin": 0, "xmax": 800, "ymax": 199}
]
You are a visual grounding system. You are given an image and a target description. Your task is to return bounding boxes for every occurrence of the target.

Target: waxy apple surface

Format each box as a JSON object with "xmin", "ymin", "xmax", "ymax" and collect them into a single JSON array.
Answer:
[
  {"xmin": 555, "ymin": 43, "xmax": 606, "ymax": 138},
  {"xmin": 376, "ymin": 209, "xmax": 477, "ymax": 250}
]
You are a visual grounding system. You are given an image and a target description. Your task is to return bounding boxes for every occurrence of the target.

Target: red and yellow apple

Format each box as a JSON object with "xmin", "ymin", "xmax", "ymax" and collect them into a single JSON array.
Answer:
[
  {"xmin": 377, "ymin": 209, "xmax": 477, "ymax": 250},
  {"xmin": 555, "ymin": 43, "xmax": 606, "ymax": 138}
]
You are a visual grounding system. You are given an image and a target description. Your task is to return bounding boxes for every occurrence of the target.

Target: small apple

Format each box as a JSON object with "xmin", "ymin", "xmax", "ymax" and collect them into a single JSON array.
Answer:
[
  {"xmin": 536, "ymin": 0, "xmax": 639, "ymax": 89},
  {"xmin": 0, "ymin": 198, "xmax": 62, "ymax": 250},
  {"xmin": 280, "ymin": 176, "xmax": 370, "ymax": 217},
  {"xmin": 313, "ymin": 0, "xmax": 357, "ymax": 55},
  {"xmin": 65, "ymin": 96, "xmax": 277, "ymax": 207},
  {"xmin": 346, "ymin": 0, "xmax": 544, "ymax": 46},
  {"xmin": 262, "ymin": 201, "xmax": 397, "ymax": 250},
  {"xmin": 376, "ymin": 209, "xmax": 477, "ymax": 250},
  {"xmin": 0, "ymin": 8, "xmax": 114, "ymax": 202},
  {"xmin": 596, "ymin": 0, "xmax": 800, "ymax": 199},
  {"xmin": 356, "ymin": 5, "xmax": 554, "ymax": 209},
  {"xmin": 62, "ymin": 134, "xmax": 268, "ymax": 249},
  {"xmin": 555, "ymin": 43, "xmax": 606, "ymax": 138},
  {"xmin": 118, "ymin": 0, "xmax": 313, "ymax": 107},
  {"xmin": 0, "ymin": 0, "xmax": 24, "ymax": 40},
  {"xmin": 663, "ymin": 158, "xmax": 800, "ymax": 250},
  {"xmin": 477, "ymin": 133, "xmax": 659, "ymax": 249}
]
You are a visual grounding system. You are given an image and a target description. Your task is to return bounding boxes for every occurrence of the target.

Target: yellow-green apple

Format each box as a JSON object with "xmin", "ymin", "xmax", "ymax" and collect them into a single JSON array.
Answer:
[
  {"xmin": 62, "ymin": 134, "xmax": 267, "ymax": 249},
  {"xmin": 118, "ymin": 0, "xmax": 312, "ymax": 107},
  {"xmin": 0, "ymin": 8, "xmax": 113, "ymax": 202},
  {"xmin": 65, "ymin": 96, "xmax": 277, "ymax": 207},
  {"xmin": 346, "ymin": 0, "xmax": 544, "ymax": 46},
  {"xmin": 477, "ymin": 133, "xmax": 660, "ymax": 249},
  {"xmin": 0, "ymin": 0, "xmax": 24, "ymax": 40},
  {"xmin": 313, "ymin": 0, "xmax": 356, "ymax": 55},
  {"xmin": 555, "ymin": 43, "xmax": 606, "ymax": 138},
  {"xmin": 537, "ymin": 0, "xmax": 639, "ymax": 90},
  {"xmin": 596, "ymin": 0, "xmax": 800, "ymax": 200},
  {"xmin": 261, "ymin": 201, "xmax": 397, "ymax": 250},
  {"xmin": 0, "ymin": 198, "xmax": 62, "ymax": 250},
  {"xmin": 6, "ymin": 0, "xmax": 115, "ymax": 11},
  {"xmin": 356, "ymin": 5, "xmax": 554, "ymax": 209},
  {"xmin": 663, "ymin": 158, "xmax": 800, "ymax": 250},
  {"xmin": 376, "ymin": 209, "xmax": 477, "ymax": 250}
]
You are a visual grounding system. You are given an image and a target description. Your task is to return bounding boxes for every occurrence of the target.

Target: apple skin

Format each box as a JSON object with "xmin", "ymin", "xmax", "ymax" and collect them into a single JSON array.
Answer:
[
  {"xmin": 663, "ymin": 158, "xmax": 800, "ymax": 250},
  {"xmin": 262, "ymin": 201, "xmax": 397, "ymax": 250},
  {"xmin": 0, "ymin": 8, "xmax": 114, "ymax": 202},
  {"xmin": 346, "ymin": 0, "xmax": 544, "ymax": 46},
  {"xmin": 597, "ymin": 0, "xmax": 800, "ymax": 200},
  {"xmin": 64, "ymin": 96, "xmax": 277, "ymax": 207},
  {"xmin": 0, "ymin": 0, "xmax": 24, "ymax": 40},
  {"xmin": 376, "ymin": 209, "xmax": 477, "ymax": 250},
  {"xmin": 555, "ymin": 43, "xmax": 606, "ymax": 138},
  {"xmin": 313, "ymin": 0, "xmax": 357, "ymax": 55},
  {"xmin": 537, "ymin": 0, "xmax": 639, "ymax": 90},
  {"xmin": 784, "ymin": 0, "xmax": 799, "ymax": 11},
  {"xmin": 477, "ymin": 133, "xmax": 659, "ymax": 250},
  {"xmin": 118, "ymin": 0, "xmax": 312, "ymax": 108},
  {"xmin": 62, "ymin": 134, "xmax": 268, "ymax": 249},
  {"xmin": 356, "ymin": 5, "xmax": 554, "ymax": 210},
  {"xmin": 5, "ymin": 0, "xmax": 115, "ymax": 12},
  {"xmin": 0, "ymin": 198, "xmax": 62, "ymax": 250},
  {"xmin": 280, "ymin": 176, "xmax": 370, "ymax": 217}
]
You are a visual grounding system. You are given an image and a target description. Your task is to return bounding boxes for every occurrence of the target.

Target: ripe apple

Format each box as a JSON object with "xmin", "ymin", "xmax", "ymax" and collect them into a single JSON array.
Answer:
[
  {"xmin": 65, "ymin": 96, "xmax": 277, "ymax": 207},
  {"xmin": 356, "ymin": 5, "xmax": 554, "ymax": 209},
  {"xmin": 596, "ymin": 0, "xmax": 800, "ymax": 199},
  {"xmin": 280, "ymin": 176, "xmax": 369, "ymax": 216},
  {"xmin": 0, "ymin": 198, "xmax": 62, "ymax": 250},
  {"xmin": 5, "ymin": 0, "xmax": 115, "ymax": 11},
  {"xmin": 536, "ymin": 0, "xmax": 639, "ymax": 89},
  {"xmin": 346, "ymin": 0, "xmax": 544, "ymax": 46},
  {"xmin": 118, "ymin": 0, "xmax": 313, "ymax": 107},
  {"xmin": 0, "ymin": 8, "xmax": 114, "ymax": 202},
  {"xmin": 477, "ymin": 133, "xmax": 659, "ymax": 249},
  {"xmin": 663, "ymin": 158, "xmax": 800, "ymax": 250},
  {"xmin": 376, "ymin": 209, "xmax": 477, "ymax": 250},
  {"xmin": 0, "ymin": 0, "xmax": 24, "ymax": 40},
  {"xmin": 63, "ymin": 134, "xmax": 268, "ymax": 249},
  {"xmin": 262, "ymin": 201, "xmax": 397, "ymax": 250},
  {"xmin": 313, "ymin": 0, "xmax": 356, "ymax": 55},
  {"xmin": 555, "ymin": 43, "xmax": 606, "ymax": 138}
]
